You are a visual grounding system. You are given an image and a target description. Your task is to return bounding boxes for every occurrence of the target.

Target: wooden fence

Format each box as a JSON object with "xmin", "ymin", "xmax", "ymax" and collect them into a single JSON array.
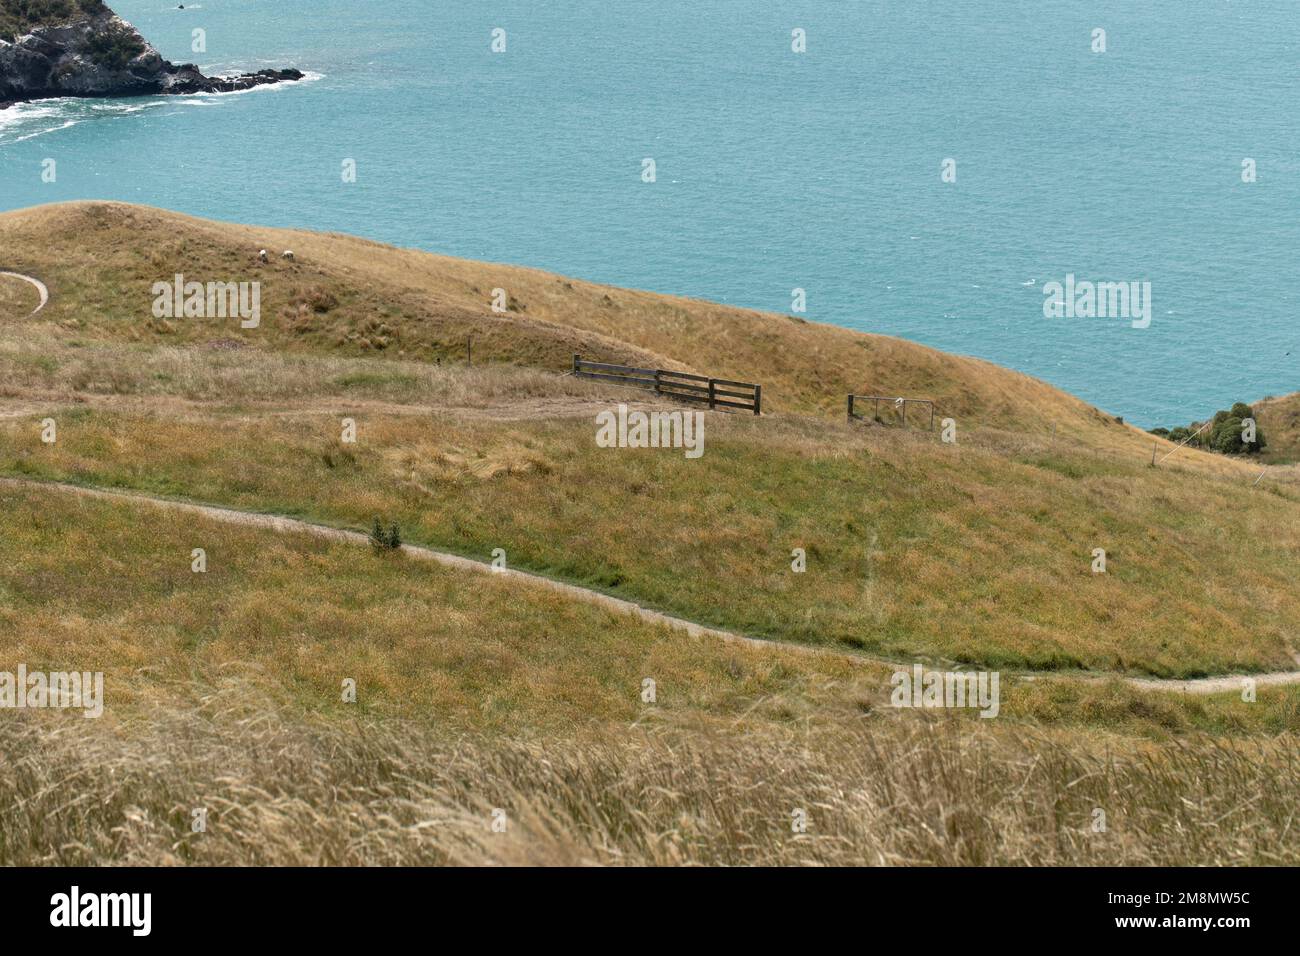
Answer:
[
  {"xmin": 847, "ymin": 394, "xmax": 935, "ymax": 430},
  {"xmin": 573, "ymin": 355, "xmax": 761, "ymax": 415}
]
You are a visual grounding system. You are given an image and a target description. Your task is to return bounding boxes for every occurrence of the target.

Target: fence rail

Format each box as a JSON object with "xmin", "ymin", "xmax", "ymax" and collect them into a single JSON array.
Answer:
[
  {"xmin": 847, "ymin": 394, "xmax": 935, "ymax": 430},
  {"xmin": 573, "ymin": 356, "xmax": 761, "ymax": 415}
]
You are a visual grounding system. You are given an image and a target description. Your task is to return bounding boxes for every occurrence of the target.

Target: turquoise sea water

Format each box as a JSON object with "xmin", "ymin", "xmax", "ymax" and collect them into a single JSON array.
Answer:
[{"xmin": 2, "ymin": 0, "xmax": 1297, "ymax": 427}]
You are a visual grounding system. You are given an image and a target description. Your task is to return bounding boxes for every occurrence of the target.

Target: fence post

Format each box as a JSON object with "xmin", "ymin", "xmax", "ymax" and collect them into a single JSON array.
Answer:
[
  {"xmin": 847, "ymin": 394, "xmax": 854, "ymax": 423},
  {"xmin": 654, "ymin": 369, "xmax": 662, "ymax": 394},
  {"xmin": 573, "ymin": 353, "xmax": 580, "ymax": 375},
  {"xmin": 1151, "ymin": 441, "xmax": 1158, "ymax": 467},
  {"xmin": 753, "ymin": 384, "xmax": 761, "ymax": 416},
  {"xmin": 708, "ymin": 379, "xmax": 717, "ymax": 410},
  {"xmin": 467, "ymin": 336, "xmax": 472, "ymax": 366}
]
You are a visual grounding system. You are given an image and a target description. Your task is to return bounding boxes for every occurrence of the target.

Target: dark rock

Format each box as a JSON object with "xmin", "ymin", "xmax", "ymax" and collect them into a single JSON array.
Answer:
[{"xmin": 0, "ymin": 3, "xmax": 303, "ymax": 109}]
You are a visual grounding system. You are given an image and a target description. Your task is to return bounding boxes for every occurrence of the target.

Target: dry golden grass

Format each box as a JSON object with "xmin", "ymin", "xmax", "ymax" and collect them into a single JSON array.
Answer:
[
  {"xmin": 6, "ymin": 393, "xmax": 1299, "ymax": 677},
  {"xmin": 1254, "ymin": 390, "xmax": 1300, "ymax": 463},
  {"xmin": 3, "ymin": 201, "xmax": 1298, "ymax": 866},
  {"xmin": 0, "ymin": 483, "xmax": 874, "ymax": 732},
  {"xmin": 0, "ymin": 199, "xmax": 1240, "ymax": 472},
  {"xmin": 2, "ymin": 686, "xmax": 1296, "ymax": 866},
  {"xmin": 0, "ymin": 274, "xmax": 39, "ymax": 317},
  {"xmin": 3, "ymin": 465, "xmax": 1298, "ymax": 867},
  {"xmin": 0, "ymin": 324, "xmax": 621, "ymax": 410}
]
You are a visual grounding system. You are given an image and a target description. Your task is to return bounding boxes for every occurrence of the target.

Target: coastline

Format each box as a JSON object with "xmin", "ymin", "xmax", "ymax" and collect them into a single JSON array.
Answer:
[
  {"xmin": 0, "ymin": 67, "xmax": 313, "ymax": 112},
  {"xmin": 1, "ymin": 3, "xmax": 303, "ymax": 112}
]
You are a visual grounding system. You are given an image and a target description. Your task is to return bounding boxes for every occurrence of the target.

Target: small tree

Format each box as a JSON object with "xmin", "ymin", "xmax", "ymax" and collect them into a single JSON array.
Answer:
[
  {"xmin": 1158, "ymin": 402, "xmax": 1266, "ymax": 456},
  {"xmin": 1207, "ymin": 404, "xmax": 1267, "ymax": 455}
]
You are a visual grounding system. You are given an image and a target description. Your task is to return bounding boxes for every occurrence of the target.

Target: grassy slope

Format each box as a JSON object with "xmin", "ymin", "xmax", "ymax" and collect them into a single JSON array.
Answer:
[
  {"xmin": 0, "ymin": 201, "xmax": 1168, "ymax": 442},
  {"xmin": 8, "ymin": 481, "xmax": 1297, "ymax": 737},
  {"xmin": 2, "ymin": 202, "xmax": 1298, "ymax": 679},
  {"xmin": 5, "ymin": 687, "xmax": 1298, "ymax": 865},
  {"xmin": 6, "ymin": 396, "xmax": 1300, "ymax": 677},
  {"xmin": 2, "ymin": 202, "xmax": 1298, "ymax": 865},
  {"xmin": 1254, "ymin": 390, "xmax": 1300, "ymax": 464},
  {"xmin": 0, "ymin": 483, "xmax": 874, "ymax": 732},
  {"xmin": 2, "ymin": 487, "xmax": 1296, "ymax": 865}
]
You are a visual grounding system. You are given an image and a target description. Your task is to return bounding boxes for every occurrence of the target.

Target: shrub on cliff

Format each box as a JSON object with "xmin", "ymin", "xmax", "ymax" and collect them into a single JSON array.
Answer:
[
  {"xmin": 1153, "ymin": 402, "xmax": 1266, "ymax": 455},
  {"xmin": 78, "ymin": 18, "xmax": 144, "ymax": 71},
  {"xmin": 0, "ymin": 1, "xmax": 109, "ymax": 42}
]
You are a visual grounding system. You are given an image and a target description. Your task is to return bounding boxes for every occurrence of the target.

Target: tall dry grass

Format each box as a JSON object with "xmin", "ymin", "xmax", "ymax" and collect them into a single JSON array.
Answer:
[
  {"xmin": 0, "ymin": 330, "xmax": 617, "ymax": 409},
  {"xmin": 1, "ymin": 685, "xmax": 1294, "ymax": 866}
]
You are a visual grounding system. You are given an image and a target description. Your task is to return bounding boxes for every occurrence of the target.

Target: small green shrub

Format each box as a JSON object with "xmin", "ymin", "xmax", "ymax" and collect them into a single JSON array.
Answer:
[
  {"xmin": 1, "ymin": 1, "xmax": 110, "ymax": 40},
  {"xmin": 78, "ymin": 20, "xmax": 145, "ymax": 71},
  {"xmin": 369, "ymin": 518, "xmax": 402, "ymax": 553}
]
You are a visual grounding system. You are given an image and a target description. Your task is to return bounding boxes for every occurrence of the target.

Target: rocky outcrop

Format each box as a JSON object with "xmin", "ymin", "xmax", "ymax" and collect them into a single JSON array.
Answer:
[{"xmin": 0, "ymin": 4, "xmax": 302, "ymax": 109}]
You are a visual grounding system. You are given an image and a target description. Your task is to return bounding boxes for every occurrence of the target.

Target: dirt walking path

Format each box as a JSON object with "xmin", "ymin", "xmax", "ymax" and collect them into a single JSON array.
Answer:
[
  {"xmin": 0, "ymin": 391, "xmax": 665, "ymax": 425},
  {"xmin": 5, "ymin": 476, "xmax": 1299, "ymax": 696},
  {"xmin": 0, "ymin": 272, "xmax": 49, "ymax": 315}
]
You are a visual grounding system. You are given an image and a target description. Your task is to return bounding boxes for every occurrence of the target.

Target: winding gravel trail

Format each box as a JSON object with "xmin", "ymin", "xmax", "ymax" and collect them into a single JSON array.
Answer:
[
  {"xmin": 5, "ymin": 476, "xmax": 1299, "ymax": 696},
  {"xmin": 0, "ymin": 272, "xmax": 50, "ymax": 315}
]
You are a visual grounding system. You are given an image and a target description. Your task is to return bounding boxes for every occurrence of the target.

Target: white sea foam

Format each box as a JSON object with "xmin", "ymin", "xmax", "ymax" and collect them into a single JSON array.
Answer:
[
  {"xmin": 0, "ymin": 101, "xmax": 85, "ymax": 144},
  {"xmin": 167, "ymin": 70, "xmax": 323, "ymax": 107},
  {"xmin": 0, "ymin": 73, "xmax": 321, "ymax": 144}
]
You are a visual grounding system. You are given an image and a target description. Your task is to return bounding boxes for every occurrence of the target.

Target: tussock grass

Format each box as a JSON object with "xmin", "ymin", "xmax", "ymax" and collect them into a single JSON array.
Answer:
[
  {"xmin": 1, "ymin": 687, "xmax": 1295, "ymax": 866},
  {"xmin": 0, "ymin": 330, "xmax": 622, "ymax": 409}
]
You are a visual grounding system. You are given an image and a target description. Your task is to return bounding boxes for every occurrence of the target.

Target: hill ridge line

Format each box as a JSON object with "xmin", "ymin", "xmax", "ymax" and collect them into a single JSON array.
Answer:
[{"xmin": 5, "ymin": 476, "xmax": 1298, "ymax": 695}]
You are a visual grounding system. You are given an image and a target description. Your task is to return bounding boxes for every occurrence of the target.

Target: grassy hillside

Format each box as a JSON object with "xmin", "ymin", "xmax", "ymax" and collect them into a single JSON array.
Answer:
[
  {"xmin": 1, "ymin": 202, "xmax": 1158, "ymax": 443},
  {"xmin": 6, "ymin": 480, "xmax": 1293, "ymax": 735},
  {"xmin": 5, "ymin": 689, "xmax": 1297, "ymax": 866},
  {"xmin": 2, "ymin": 200, "xmax": 1297, "ymax": 865},
  {"xmin": 1255, "ymin": 390, "xmax": 1300, "ymax": 464},
  {"xmin": 0, "ymin": 483, "xmax": 869, "ymax": 731},
  {"xmin": 6, "ymin": 401, "xmax": 1300, "ymax": 678},
  {"xmin": 3, "ymin": 203, "xmax": 1299, "ymax": 678},
  {"xmin": 2, "ymin": 483, "xmax": 1297, "ymax": 865}
]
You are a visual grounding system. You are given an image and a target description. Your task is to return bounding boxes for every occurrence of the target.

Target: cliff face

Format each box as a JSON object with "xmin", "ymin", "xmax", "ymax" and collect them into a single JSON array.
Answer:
[{"xmin": 0, "ymin": 2, "xmax": 302, "ymax": 108}]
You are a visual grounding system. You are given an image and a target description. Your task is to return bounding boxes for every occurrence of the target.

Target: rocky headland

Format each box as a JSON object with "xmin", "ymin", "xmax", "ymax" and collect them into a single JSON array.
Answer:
[{"xmin": 1, "ymin": 0, "xmax": 302, "ymax": 110}]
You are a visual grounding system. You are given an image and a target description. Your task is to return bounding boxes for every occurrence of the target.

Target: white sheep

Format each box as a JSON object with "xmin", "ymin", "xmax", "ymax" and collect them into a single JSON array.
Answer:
[
  {"xmin": 281, "ymin": 250, "xmax": 295, "ymax": 261},
  {"xmin": 258, "ymin": 249, "xmax": 269, "ymax": 262}
]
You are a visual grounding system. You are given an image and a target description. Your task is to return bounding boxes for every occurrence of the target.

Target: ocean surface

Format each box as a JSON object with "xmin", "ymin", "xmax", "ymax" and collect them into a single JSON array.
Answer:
[{"xmin": 2, "ymin": 0, "xmax": 1297, "ymax": 427}]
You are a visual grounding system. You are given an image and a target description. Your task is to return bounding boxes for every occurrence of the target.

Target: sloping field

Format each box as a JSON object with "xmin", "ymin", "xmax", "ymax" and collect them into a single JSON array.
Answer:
[
  {"xmin": 1255, "ymin": 390, "xmax": 1300, "ymax": 464},
  {"xmin": 1, "ymin": 484, "xmax": 1297, "ymax": 865},
  {"xmin": 4, "ymin": 391, "xmax": 1299, "ymax": 678},
  {"xmin": 0, "ymin": 201, "xmax": 1164, "ymax": 445},
  {"xmin": 1, "ymin": 201, "xmax": 1297, "ymax": 866}
]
